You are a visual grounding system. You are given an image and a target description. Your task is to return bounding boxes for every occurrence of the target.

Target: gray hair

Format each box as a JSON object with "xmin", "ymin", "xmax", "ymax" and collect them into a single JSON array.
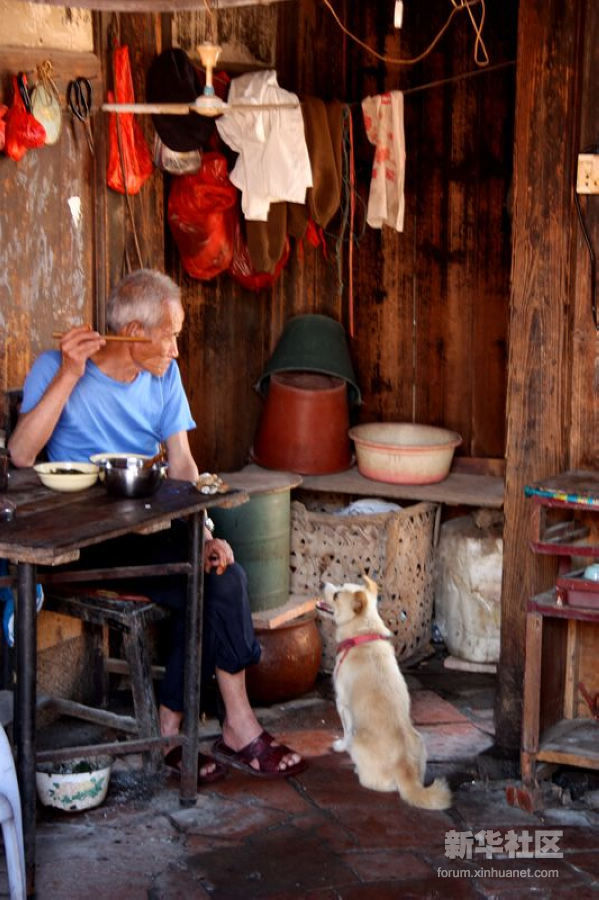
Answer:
[{"xmin": 106, "ymin": 269, "xmax": 182, "ymax": 333}]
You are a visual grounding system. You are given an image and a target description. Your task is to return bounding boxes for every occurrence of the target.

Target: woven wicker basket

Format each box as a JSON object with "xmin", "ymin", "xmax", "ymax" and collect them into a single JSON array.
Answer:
[{"xmin": 289, "ymin": 499, "xmax": 440, "ymax": 671}]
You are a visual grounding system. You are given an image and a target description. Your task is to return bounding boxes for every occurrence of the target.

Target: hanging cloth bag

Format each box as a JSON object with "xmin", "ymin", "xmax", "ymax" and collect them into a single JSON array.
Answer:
[{"xmin": 107, "ymin": 44, "xmax": 153, "ymax": 194}]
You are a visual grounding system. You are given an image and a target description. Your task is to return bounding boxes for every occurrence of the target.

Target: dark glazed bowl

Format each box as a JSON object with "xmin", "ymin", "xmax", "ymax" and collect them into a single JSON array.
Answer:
[{"xmin": 94, "ymin": 455, "xmax": 168, "ymax": 498}]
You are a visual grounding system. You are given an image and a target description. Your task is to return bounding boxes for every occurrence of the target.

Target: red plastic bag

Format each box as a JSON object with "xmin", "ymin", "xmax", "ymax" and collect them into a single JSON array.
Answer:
[
  {"xmin": 0, "ymin": 105, "xmax": 7, "ymax": 152},
  {"xmin": 107, "ymin": 45, "xmax": 153, "ymax": 194},
  {"xmin": 4, "ymin": 76, "xmax": 46, "ymax": 161},
  {"xmin": 167, "ymin": 152, "xmax": 238, "ymax": 280},
  {"xmin": 229, "ymin": 220, "xmax": 290, "ymax": 291}
]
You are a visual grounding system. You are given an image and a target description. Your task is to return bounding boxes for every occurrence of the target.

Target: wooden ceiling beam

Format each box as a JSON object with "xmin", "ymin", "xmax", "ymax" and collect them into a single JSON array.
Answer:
[{"xmin": 25, "ymin": 0, "xmax": 292, "ymax": 9}]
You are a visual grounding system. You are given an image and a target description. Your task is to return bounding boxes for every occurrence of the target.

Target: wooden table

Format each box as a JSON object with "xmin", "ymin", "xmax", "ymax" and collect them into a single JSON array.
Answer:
[{"xmin": 0, "ymin": 468, "xmax": 248, "ymax": 893}]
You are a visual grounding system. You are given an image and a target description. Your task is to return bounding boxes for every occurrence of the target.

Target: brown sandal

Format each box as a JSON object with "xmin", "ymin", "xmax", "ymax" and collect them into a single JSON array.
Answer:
[
  {"xmin": 212, "ymin": 730, "xmax": 307, "ymax": 779},
  {"xmin": 164, "ymin": 746, "xmax": 227, "ymax": 785}
]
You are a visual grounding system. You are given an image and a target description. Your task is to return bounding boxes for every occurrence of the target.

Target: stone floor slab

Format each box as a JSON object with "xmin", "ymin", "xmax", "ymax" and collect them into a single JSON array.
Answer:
[
  {"xmin": 411, "ymin": 689, "xmax": 473, "ymax": 725},
  {"xmin": 420, "ymin": 721, "xmax": 495, "ymax": 761}
]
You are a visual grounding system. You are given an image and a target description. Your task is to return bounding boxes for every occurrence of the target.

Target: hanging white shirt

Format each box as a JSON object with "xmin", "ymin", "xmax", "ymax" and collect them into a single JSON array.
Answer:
[
  {"xmin": 361, "ymin": 91, "xmax": 406, "ymax": 232},
  {"xmin": 216, "ymin": 70, "xmax": 312, "ymax": 221}
]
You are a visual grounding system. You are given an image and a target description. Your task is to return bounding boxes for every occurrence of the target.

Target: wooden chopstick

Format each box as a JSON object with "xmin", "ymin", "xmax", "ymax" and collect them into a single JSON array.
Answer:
[{"xmin": 52, "ymin": 331, "xmax": 152, "ymax": 343}]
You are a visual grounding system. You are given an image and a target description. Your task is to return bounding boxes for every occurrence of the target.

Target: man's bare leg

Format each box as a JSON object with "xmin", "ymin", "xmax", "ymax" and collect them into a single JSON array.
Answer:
[
  {"xmin": 159, "ymin": 704, "xmax": 217, "ymax": 777},
  {"xmin": 216, "ymin": 668, "xmax": 302, "ymax": 772}
]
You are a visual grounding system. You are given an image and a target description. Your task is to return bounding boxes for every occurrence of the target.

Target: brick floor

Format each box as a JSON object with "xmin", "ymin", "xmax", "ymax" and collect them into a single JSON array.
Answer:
[{"xmin": 5, "ymin": 668, "xmax": 598, "ymax": 898}]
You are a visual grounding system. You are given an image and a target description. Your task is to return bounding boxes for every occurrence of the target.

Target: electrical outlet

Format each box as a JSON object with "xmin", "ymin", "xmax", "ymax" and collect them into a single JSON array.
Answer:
[{"xmin": 576, "ymin": 154, "xmax": 599, "ymax": 194}]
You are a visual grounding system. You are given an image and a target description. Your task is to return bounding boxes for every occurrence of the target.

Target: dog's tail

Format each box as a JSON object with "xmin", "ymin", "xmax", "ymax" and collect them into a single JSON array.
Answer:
[{"xmin": 398, "ymin": 775, "xmax": 452, "ymax": 810}]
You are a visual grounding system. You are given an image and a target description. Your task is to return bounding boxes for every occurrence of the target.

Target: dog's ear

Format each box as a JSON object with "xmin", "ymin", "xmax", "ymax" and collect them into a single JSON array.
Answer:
[
  {"xmin": 352, "ymin": 590, "xmax": 367, "ymax": 616},
  {"xmin": 323, "ymin": 582, "xmax": 336, "ymax": 600},
  {"xmin": 363, "ymin": 574, "xmax": 378, "ymax": 596}
]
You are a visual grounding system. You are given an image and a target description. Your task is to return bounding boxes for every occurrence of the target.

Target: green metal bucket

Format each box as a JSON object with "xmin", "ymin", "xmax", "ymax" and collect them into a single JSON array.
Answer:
[
  {"xmin": 210, "ymin": 489, "xmax": 291, "ymax": 612},
  {"xmin": 255, "ymin": 314, "xmax": 362, "ymax": 406}
]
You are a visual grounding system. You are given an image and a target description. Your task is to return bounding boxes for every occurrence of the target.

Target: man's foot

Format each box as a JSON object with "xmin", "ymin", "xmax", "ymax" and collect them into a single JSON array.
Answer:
[
  {"xmin": 212, "ymin": 731, "xmax": 307, "ymax": 779},
  {"xmin": 159, "ymin": 704, "xmax": 225, "ymax": 783},
  {"xmin": 163, "ymin": 746, "xmax": 227, "ymax": 784},
  {"xmin": 221, "ymin": 720, "xmax": 302, "ymax": 774}
]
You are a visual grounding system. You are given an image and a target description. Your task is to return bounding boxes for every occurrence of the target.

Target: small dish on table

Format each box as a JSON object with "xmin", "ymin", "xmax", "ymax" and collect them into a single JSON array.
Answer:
[{"xmin": 34, "ymin": 461, "xmax": 99, "ymax": 492}]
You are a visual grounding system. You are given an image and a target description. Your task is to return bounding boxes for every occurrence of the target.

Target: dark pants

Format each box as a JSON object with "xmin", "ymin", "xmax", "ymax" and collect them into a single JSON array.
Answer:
[{"xmin": 71, "ymin": 522, "xmax": 261, "ymax": 712}]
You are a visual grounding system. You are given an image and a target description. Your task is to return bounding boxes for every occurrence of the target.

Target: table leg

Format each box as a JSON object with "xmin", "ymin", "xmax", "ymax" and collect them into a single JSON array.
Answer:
[
  {"xmin": 14, "ymin": 562, "xmax": 38, "ymax": 895},
  {"xmin": 180, "ymin": 510, "xmax": 204, "ymax": 803}
]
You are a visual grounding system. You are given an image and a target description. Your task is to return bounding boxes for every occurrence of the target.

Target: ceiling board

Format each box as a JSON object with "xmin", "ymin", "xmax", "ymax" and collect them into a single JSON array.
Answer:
[{"xmin": 26, "ymin": 0, "xmax": 291, "ymax": 9}]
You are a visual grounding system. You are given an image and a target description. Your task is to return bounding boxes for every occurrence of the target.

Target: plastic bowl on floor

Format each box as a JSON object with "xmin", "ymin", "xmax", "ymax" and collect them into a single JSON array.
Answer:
[
  {"xmin": 34, "ymin": 461, "xmax": 99, "ymax": 492},
  {"xmin": 35, "ymin": 756, "xmax": 112, "ymax": 812},
  {"xmin": 349, "ymin": 422, "xmax": 462, "ymax": 485}
]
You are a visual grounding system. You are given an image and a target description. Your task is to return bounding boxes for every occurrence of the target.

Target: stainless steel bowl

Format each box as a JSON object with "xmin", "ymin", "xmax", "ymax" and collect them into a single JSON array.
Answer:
[{"xmin": 94, "ymin": 455, "xmax": 168, "ymax": 498}]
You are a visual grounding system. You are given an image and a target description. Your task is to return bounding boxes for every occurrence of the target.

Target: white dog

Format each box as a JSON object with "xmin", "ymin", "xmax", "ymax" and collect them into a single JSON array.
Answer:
[{"xmin": 318, "ymin": 575, "xmax": 451, "ymax": 810}]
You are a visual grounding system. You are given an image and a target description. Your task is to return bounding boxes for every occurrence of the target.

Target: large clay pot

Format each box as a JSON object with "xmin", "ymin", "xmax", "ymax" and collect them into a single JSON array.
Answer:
[
  {"xmin": 245, "ymin": 613, "xmax": 322, "ymax": 704},
  {"xmin": 252, "ymin": 372, "xmax": 352, "ymax": 475}
]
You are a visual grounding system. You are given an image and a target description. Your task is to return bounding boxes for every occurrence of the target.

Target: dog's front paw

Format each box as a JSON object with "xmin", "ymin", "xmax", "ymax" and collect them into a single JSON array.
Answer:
[{"xmin": 332, "ymin": 738, "xmax": 347, "ymax": 752}]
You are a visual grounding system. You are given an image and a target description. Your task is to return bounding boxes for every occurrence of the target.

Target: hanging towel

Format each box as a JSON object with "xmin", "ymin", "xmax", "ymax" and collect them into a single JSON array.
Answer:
[
  {"xmin": 288, "ymin": 97, "xmax": 344, "ymax": 239},
  {"xmin": 361, "ymin": 91, "xmax": 406, "ymax": 232},
  {"xmin": 216, "ymin": 70, "xmax": 312, "ymax": 221}
]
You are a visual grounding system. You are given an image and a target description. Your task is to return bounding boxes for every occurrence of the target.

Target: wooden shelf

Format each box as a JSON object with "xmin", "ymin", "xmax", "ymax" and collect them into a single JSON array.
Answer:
[
  {"xmin": 536, "ymin": 718, "xmax": 599, "ymax": 770},
  {"xmin": 295, "ymin": 465, "xmax": 504, "ymax": 509},
  {"xmin": 521, "ymin": 471, "xmax": 599, "ymax": 798},
  {"xmin": 527, "ymin": 469, "xmax": 599, "ymax": 556},
  {"xmin": 528, "ymin": 589, "xmax": 599, "ymax": 623}
]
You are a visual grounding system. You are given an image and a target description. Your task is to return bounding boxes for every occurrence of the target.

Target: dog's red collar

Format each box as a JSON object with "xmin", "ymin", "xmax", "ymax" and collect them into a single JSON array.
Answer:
[{"xmin": 335, "ymin": 633, "xmax": 390, "ymax": 670}]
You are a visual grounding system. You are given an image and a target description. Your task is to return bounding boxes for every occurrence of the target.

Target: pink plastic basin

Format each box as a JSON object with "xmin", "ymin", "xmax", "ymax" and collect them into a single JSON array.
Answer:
[{"xmin": 348, "ymin": 422, "xmax": 462, "ymax": 485}]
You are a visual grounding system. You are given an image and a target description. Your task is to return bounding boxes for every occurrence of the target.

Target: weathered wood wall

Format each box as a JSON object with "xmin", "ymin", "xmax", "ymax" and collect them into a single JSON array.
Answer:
[
  {"xmin": 0, "ymin": 1, "xmax": 516, "ymax": 470},
  {"xmin": 497, "ymin": 0, "xmax": 599, "ymax": 747},
  {"xmin": 0, "ymin": 45, "xmax": 100, "ymax": 404},
  {"xmin": 168, "ymin": 0, "xmax": 517, "ymax": 471},
  {"xmin": 2, "ymin": 1, "xmax": 597, "ymax": 749}
]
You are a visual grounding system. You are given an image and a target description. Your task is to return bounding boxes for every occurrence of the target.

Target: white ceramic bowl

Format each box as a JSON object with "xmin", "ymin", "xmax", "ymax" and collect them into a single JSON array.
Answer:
[
  {"xmin": 34, "ymin": 461, "xmax": 99, "ymax": 492},
  {"xmin": 348, "ymin": 422, "xmax": 462, "ymax": 485},
  {"xmin": 35, "ymin": 756, "xmax": 112, "ymax": 812}
]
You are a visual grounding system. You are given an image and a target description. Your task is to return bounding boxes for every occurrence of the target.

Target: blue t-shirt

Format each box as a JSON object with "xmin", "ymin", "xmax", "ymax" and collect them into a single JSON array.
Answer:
[{"xmin": 21, "ymin": 351, "xmax": 196, "ymax": 462}]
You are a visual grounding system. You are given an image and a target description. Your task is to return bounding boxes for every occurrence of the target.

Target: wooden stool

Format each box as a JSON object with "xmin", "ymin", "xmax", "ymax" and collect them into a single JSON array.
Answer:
[{"xmin": 43, "ymin": 589, "xmax": 169, "ymax": 772}]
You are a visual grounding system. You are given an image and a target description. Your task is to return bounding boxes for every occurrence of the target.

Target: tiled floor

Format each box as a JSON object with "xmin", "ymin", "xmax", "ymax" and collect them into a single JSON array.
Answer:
[{"xmin": 7, "ymin": 662, "xmax": 599, "ymax": 898}]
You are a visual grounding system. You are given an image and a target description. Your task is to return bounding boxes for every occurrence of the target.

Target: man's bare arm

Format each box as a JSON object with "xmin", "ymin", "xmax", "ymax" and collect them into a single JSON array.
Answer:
[
  {"xmin": 8, "ymin": 327, "xmax": 105, "ymax": 467},
  {"xmin": 165, "ymin": 430, "xmax": 199, "ymax": 483}
]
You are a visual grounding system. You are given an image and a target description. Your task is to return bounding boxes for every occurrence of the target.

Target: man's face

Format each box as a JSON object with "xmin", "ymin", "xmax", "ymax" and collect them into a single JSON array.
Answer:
[{"xmin": 133, "ymin": 299, "xmax": 184, "ymax": 377}]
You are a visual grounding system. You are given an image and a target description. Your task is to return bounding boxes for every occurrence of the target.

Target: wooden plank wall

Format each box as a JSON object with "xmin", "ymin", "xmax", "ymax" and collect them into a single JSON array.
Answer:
[
  {"xmin": 0, "ymin": 2, "xmax": 516, "ymax": 471},
  {"xmin": 162, "ymin": 0, "xmax": 517, "ymax": 472},
  {"xmin": 497, "ymin": 0, "xmax": 599, "ymax": 747},
  {"xmin": 0, "ymin": 48, "xmax": 101, "ymax": 405},
  {"xmin": 1, "ymin": 2, "xmax": 596, "ymax": 748}
]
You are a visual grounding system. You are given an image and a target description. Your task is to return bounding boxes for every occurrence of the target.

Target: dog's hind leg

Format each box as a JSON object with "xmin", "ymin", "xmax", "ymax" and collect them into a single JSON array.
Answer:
[
  {"xmin": 333, "ymin": 703, "xmax": 352, "ymax": 752},
  {"xmin": 350, "ymin": 737, "xmax": 396, "ymax": 792}
]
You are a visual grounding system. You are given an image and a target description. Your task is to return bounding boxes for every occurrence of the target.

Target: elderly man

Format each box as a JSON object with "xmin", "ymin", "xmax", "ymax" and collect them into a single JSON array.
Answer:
[{"xmin": 8, "ymin": 268, "xmax": 305, "ymax": 781}]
